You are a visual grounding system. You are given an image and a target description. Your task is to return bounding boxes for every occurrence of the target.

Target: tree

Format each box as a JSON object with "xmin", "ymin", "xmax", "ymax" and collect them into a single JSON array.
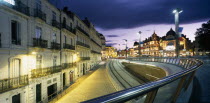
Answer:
[{"xmin": 195, "ymin": 20, "xmax": 210, "ymax": 51}]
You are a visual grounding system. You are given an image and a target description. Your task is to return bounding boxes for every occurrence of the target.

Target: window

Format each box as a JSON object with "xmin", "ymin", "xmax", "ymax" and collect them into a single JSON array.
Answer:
[
  {"xmin": 11, "ymin": 20, "xmax": 21, "ymax": 45},
  {"xmin": 36, "ymin": 55, "xmax": 42, "ymax": 69},
  {"xmin": 63, "ymin": 17, "xmax": 66, "ymax": 26},
  {"xmin": 36, "ymin": 0, "xmax": 41, "ymax": 10},
  {"xmin": 70, "ymin": 22, "xmax": 72, "ymax": 28},
  {"xmin": 65, "ymin": 54, "xmax": 67, "ymax": 63},
  {"xmin": 52, "ymin": 11, "xmax": 56, "ymax": 20},
  {"xmin": 64, "ymin": 35, "xmax": 66, "ymax": 44},
  {"xmin": 53, "ymin": 56, "xmax": 57, "ymax": 67},
  {"xmin": 52, "ymin": 33, "xmax": 56, "ymax": 42},
  {"xmin": 10, "ymin": 58, "xmax": 21, "ymax": 78},
  {"xmin": 71, "ymin": 38, "xmax": 73, "ymax": 45},
  {"xmin": 35, "ymin": 27, "xmax": 42, "ymax": 39}
]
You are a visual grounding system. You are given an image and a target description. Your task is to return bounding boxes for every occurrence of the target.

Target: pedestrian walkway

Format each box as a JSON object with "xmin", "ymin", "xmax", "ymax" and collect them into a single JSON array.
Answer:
[{"xmin": 56, "ymin": 62, "xmax": 116, "ymax": 103}]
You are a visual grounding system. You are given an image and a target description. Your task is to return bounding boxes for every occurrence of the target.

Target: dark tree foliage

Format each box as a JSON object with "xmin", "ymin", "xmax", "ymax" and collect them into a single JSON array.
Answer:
[{"xmin": 195, "ymin": 20, "xmax": 210, "ymax": 51}]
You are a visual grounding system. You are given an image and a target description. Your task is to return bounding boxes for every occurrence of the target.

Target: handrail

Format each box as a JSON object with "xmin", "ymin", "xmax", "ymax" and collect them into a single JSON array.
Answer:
[{"xmin": 82, "ymin": 57, "xmax": 203, "ymax": 103}]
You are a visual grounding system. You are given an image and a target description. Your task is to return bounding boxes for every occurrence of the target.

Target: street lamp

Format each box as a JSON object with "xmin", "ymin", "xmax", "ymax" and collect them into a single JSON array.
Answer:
[
  {"xmin": 173, "ymin": 8, "xmax": 183, "ymax": 57},
  {"xmin": 118, "ymin": 44, "xmax": 121, "ymax": 51},
  {"xmin": 138, "ymin": 31, "xmax": 142, "ymax": 57},
  {"xmin": 123, "ymin": 39, "xmax": 128, "ymax": 58}
]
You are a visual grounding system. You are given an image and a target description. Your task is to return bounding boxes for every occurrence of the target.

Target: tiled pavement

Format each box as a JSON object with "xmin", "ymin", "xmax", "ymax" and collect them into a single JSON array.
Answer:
[{"xmin": 56, "ymin": 62, "xmax": 116, "ymax": 103}]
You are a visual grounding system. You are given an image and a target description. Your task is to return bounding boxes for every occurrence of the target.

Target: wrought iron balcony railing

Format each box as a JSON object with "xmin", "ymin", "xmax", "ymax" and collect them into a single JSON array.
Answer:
[
  {"xmin": 33, "ymin": 38, "xmax": 48, "ymax": 48},
  {"xmin": 83, "ymin": 57, "xmax": 203, "ymax": 103},
  {"xmin": 76, "ymin": 41, "xmax": 90, "ymax": 48},
  {"xmin": 0, "ymin": 75, "xmax": 28, "ymax": 93},
  {"xmin": 79, "ymin": 57, "xmax": 90, "ymax": 61},
  {"xmin": 12, "ymin": 1, "xmax": 30, "ymax": 16},
  {"xmin": 34, "ymin": 9, "xmax": 46, "ymax": 22},
  {"xmin": 52, "ymin": 20, "xmax": 60, "ymax": 29},
  {"xmin": 31, "ymin": 66, "xmax": 62, "ymax": 78},
  {"xmin": 91, "ymin": 39, "xmax": 102, "ymax": 48},
  {"xmin": 91, "ymin": 50, "xmax": 101, "ymax": 54},
  {"xmin": 51, "ymin": 42, "xmax": 60, "ymax": 50},
  {"xmin": 62, "ymin": 24, "xmax": 76, "ymax": 34},
  {"xmin": 76, "ymin": 26, "xmax": 89, "ymax": 37},
  {"xmin": 62, "ymin": 63, "xmax": 76, "ymax": 69},
  {"xmin": 63, "ymin": 43, "xmax": 75, "ymax": 50}
]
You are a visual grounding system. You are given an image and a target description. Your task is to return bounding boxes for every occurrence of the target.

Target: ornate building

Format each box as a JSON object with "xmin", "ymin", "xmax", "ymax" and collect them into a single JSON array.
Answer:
[
  {"xmin": 135, "ymin": 28, "xmax": 192, "ymax": 57},
  {"xmin": 102, "ymin": 46, "xmax": 117, "ymax": 59}
]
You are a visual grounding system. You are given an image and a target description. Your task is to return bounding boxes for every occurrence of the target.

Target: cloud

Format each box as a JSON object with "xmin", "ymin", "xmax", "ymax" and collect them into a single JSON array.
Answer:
[
  {"xmin": 106, "ymin": 40, "xmax": 114, "ymax": 42},
  {"xmin": 106, "ymin": 43, "xmax": 118, "ymax": 46},
  {"xmin": 50, "ymin": 0, "xmax": 210, "ymax": 30},
  {"xmin": 133, "ymin": 39, "xmax": 138, "ymax": 41},
  {"xmin": 106, "ymin": 35, "xmax": 121, "ymax": 37}
]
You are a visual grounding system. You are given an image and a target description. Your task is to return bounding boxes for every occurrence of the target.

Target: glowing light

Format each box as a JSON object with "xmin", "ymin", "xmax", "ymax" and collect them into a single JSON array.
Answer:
[
  {"xmin": 173, "ymin": 10, "xmax": 177, "ymax": 13},
  {"xmin": 32, "ymin": 52, "xmax": 37, "ymax": 55},
  {"xmin": 3, "ymin": 0, "xmax": 15, "ymax": 5},
  {"xmin": 166, "ymin": 46, "xmax": 175, "ymax": 51},
  {"xmin": 73, "ymin": 54, "xmax": 79, "ymax": 62}
]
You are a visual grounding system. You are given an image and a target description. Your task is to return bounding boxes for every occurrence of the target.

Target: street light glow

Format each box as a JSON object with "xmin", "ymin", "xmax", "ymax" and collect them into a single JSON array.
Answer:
[
  {"xmin": 173, "ymin": 8, "xmax": 183, "ymax": 14},
  {"xmin": 173, "ymin": 10, "xmax": 177, "ymax": 13}
]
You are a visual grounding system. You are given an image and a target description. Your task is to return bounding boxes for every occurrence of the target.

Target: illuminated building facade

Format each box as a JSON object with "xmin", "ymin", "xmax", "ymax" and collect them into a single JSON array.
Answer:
[
  {"xmin": 102, "ymin": 46, "xmax": 117, "ymax": 59},
  {"xmin": 0, "ymin": 0, "xmax": 104, "ymax": 102},
  {"xmin": 134, "ymin": 29, "xmax": 192, "ymax": 57}
]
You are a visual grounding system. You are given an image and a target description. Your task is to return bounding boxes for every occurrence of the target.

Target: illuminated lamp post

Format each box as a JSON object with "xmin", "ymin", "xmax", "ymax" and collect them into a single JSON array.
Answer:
[
  {"xmin": 173, "ymin": 8, "xmax": 183, "ymax": 57},
  {"xmin": 123, "ymin": 39, "xmax": 128, "ymax": 58},
  {"xmin": 138, "ymin": 31, "xmax": 142, "ymax": 57}
]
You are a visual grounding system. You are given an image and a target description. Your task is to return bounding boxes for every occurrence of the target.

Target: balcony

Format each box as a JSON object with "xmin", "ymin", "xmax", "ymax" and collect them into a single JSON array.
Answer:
[
  {"xmin": 12, "ymin": 1, "xmax": 30, "ymax": 16},
  {"xmin": 63, "ymin": 43, "xmax": 75, "ymax": 50},
  {"xmin": 34, "ymin": 9, "xmax": 46, "ymax": 22},
  {"xmin": 31, "ymin": 66, "xmax": 62, "ymax": 78},
  {"xmin": 62, "ymin": 24, "xmax": 76, "ymax": 34},
  {"xmin": 51, "ymin": 42, "xmax": 60, "ymax": 50},
  {"xmin": 79, "ymin": 57, "xmax": 90, "ymax": 61},
  {"xmin": 91, "ymin": 39, "xmax": 102, "ymax": 48},
  {"xmin": 0, "ymin": 75, "xmax": 28, "ymax": 93},
  {"xmin": 91, "ymin": 50, "xmax": 101, "ymax": 54},
  {"xmin": 76, "ymin": 41, "xmax": 90, "ymax": 48},
  {"xmin": 62, "ymin": 63, "xmax": 76, "ymax": 69},
  {"xmin": 52, "ymin": 20, "xmax": 60, "ymax": 29},
  {"xmin": 33, "ymin": 38, "xmax": 48, "ymax": 48},
  {"xmin": 76, "ymin": 26, "xmax": 89, "ymax": 37}
]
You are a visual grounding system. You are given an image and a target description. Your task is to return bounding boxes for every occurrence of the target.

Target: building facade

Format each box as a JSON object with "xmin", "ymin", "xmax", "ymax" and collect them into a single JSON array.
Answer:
[
  {"xmin": 133, "ymin": 29, "xmax": 192, "ymax": 57},
  {"xmin": 0, "ymin": 0, "xmax": 104, "ymax": 103},
  {"xmin": 101, "ymin": 46, "xmax": 117, "ymax": 59}
]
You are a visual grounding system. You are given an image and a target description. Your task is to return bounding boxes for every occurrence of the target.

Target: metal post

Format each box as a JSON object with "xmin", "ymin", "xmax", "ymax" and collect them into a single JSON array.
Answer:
[
  {"xmin": 144, "ymin": 89, "xmax": 158, "ymax": 103},
  {"xmin": 138, "ymin": 31, "xmax": 142, "ymax": 57},
  {"xmin": 184, "ymin": 71, "xmax": 196, "ymax": 90},
  {"xmin": 173, "ymin": 8, "xmax": 182, "ymax": 57},
  {"xmin": 171, "ymin": 76, "xmax": 187, "ymax": 103},
  {"xmin": 175, "ymin": 11, "xmax": 180, "ymax": 57}
]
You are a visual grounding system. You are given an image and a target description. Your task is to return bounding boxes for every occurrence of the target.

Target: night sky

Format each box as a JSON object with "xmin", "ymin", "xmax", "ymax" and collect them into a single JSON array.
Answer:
[{"xmin": 50, "ymin": 0, "xmax": 210, "ymax": 49}]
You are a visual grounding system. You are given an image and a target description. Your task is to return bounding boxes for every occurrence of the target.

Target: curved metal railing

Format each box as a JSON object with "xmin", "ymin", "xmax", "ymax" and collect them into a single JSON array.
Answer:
[{"xmin": 82, "ymin": 57, "xmax": 203, "ymax": 103}]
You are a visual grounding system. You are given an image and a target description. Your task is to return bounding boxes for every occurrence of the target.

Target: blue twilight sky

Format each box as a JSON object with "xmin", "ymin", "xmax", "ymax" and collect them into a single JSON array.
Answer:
[{"xmin": 50, "ymin": 0, "xmax": 210, "ymax": 49}]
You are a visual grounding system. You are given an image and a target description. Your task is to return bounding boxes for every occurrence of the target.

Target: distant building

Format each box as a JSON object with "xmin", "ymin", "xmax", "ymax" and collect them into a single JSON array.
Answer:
[
  {"xmin": 133, "ymin": 28, "xmax": 192, "ymax": 57},
  {"xmin": 102, "ymin": 46, "xmax": 117, "ymax": 59}
]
